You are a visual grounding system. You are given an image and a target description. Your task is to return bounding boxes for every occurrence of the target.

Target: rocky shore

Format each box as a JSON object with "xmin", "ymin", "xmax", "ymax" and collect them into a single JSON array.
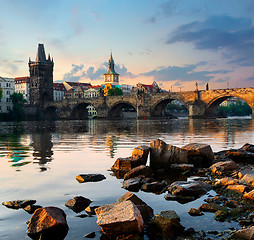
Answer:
[{"xmin": 2, "ymin": 140, "xmax": 254, "ymax": 239}]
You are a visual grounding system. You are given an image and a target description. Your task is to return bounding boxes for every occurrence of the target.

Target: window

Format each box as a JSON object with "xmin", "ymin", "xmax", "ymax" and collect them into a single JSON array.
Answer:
[{"xmin": 7, "ymin": 106, "xmax": 11, "ymax": 111}]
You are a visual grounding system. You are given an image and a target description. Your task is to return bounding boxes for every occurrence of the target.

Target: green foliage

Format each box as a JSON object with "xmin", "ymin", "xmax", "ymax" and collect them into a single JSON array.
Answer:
[
  {"xmin": 108, "ymin": 87, "xmax": 123, "ymax": 96},
  {"xmin": 8, "ymin": 93, "xmax": 26, "ymax": 121},
  {"xmin": 217, "ymin": 100, "xmax": 252, "ymax": 116},
  {"xmin": 0, "ymin": 88, "xmax": 2, "ymax": 100}
]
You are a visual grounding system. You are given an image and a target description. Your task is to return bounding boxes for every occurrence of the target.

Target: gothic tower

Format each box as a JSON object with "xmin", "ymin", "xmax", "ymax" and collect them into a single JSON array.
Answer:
[
  {"xmin": 29, "ymin": 43, "xmax": 54, "ymax": 106},
  {"xmin": 104, "ymin": 53, "xmax": 119, "ymax": 85}
]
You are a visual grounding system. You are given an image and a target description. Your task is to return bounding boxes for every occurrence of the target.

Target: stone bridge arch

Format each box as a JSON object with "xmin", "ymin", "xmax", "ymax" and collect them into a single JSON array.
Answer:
[
  {"xmin": 150, "ymin": 94, "xmax": 190, "ymax": 118},
  {"xmin": 71, "ymin": 102, "xmax": 96, "ymax": 120},
  {"xmin": 205, "ymin": 93, "xmax": 253, "ymax": 117},
  {"xmin": 108, "ymin": 101, "xmax": 137, "ymax": 119},
  {"xmin": 44, "ymin": 106, "xmax": 59, "ymax": 120}
]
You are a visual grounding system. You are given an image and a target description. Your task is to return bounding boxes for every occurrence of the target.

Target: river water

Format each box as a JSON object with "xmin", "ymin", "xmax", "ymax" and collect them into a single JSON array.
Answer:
[{"xmin": 0, "ymin": 117, "xmax": 254, "ymax": 239}]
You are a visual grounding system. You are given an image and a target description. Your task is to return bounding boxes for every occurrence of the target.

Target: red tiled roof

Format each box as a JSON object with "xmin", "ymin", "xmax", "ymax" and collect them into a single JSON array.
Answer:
[
  {"xmin": 53, "ymin": 83, "xmax": 66, "ymax": 91},
  {"xmin": 15, "ymin": 76, "xmax": 30, "ymax": 83}
]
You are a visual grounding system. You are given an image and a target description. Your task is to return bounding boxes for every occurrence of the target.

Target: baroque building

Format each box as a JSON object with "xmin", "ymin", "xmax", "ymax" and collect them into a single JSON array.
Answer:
[
  {"xmin": 14, "ymin": 76, "xmax": 30, "ymax": 103},
  {"xmin": 104, "ymin": 53, "xmax": 119, "ymax": 85},
  {"xmin": 0, "ymin": 77, "xmax": 14, "ymax": 113},
  {"xmin": 29, "ymin": 43, "xmax": 54, "ymax": 106}
]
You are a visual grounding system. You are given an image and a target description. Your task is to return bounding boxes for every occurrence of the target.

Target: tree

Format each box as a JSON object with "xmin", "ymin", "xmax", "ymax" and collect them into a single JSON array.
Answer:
[
  {"xmin": 9, "ymin": 93, "xmax": 26, "ymax": 121},
  {"xmin": 0, "ymin": 87, "xmax": 2, "ymax": 100},
  {"xmin": 108, "ymin": 87, "xmax": 123, "ymax": 96}
]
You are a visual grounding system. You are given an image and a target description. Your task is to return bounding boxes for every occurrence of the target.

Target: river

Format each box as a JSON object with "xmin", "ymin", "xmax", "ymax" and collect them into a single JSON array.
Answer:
[{"xmin": 0, "ymin": 117, "xmax": 253, "ymax": 239}]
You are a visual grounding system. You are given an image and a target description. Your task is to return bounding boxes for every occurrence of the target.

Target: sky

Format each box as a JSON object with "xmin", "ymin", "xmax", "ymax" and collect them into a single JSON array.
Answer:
[{"xmin": 1, "ymin": 0, "xmax": 254, "ymax": 91}]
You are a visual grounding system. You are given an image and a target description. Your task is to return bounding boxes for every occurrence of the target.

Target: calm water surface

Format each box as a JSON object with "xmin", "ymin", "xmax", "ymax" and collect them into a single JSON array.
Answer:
[{"xmin": 0, "ymin": 118, "xmax": 254, "ymax": 239}]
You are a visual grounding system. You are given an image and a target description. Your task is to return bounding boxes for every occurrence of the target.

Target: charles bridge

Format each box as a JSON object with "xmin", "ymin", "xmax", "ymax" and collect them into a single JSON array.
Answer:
[{"xmin": 42, "ymin": 87, "xmax": 254, "ymax": 120}]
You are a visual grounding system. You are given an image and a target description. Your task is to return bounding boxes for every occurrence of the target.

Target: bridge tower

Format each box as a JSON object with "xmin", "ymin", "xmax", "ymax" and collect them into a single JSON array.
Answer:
[
  {"xmin": 104, "ymin": 53, "xmax": 119, "ymax": 85},
  {"xmin": 29, "ymin": 43, "xmax": 54, "ymax": 106}
]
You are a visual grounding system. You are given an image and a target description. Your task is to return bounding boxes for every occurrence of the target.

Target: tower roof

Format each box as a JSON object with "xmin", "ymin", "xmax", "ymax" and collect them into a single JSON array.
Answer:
[
  {"xmin": 33, "ymin": 43, "xmax": 53, "ymax": 63},
  {"xmin": 105, "ymin": 53, "xmax": 119, "ymax": 75}
]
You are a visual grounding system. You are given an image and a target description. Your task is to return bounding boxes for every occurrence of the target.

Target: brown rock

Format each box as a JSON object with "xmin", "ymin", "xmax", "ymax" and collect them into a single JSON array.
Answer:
[
  {"xmin": 149, "ymin": 139, "xmax": 188, "ymax": 170},
  {"xmin": 76, "ymin": 174, "xmax": 106, "ymax": 183},
  {"xmin": 243, "ymin": 190, "xmax": 254, "ymax": 201},
  {"xmin": 95, "ymin": 200, "xmax": 143, "ymax": 236},
  {"xmin": 241, "ymin": 143, "xmax": 254, "ymax": 153},
  {"xmin": 27, "ymin": 206, "xmax": 68, "ymax": 240},
  {"xmin": 225, "ymin": 149, "xmax": 254, "ymax": 162},
  {"xmin": 65, "ymin": 196, "xmax": 92, "ymax": 213},
  {"xmin": 226, "ymin": 184, "xmax": 249, "ymax": 193},
  {"xmin": 230, "ymin": 226, "xmax": 254, "ymax": 240},
  {"xmin": 141, "ymin": 181, "xmax": 166, "ymax": 193},
  {"xmin": 169, "ymin": 181, "xmax": 211, "ymax": 196},
  {"xmin": 181, "ymin": 143, "xmax": 214, "ymax": 167},
  {"xmin": 117, "ymin": 192, "xmax": 154, "ymax": 223},
  {"xmin": 124, "ymin": 165, "xmax": 153, "ymax": 180},
  {"xmin": 210, "ymin": 160, "xmax": 238, "ymax": 175},
  {"xmin": 240, "ymin": 173, "xmax": 254, "ymax": 187},
  {"xmin": 188, "ymin": 208, "xmax": 204, "ymax": 216},
  {"xmin": 2, "ymin": 199, "xmax": 36, "ymax": 209},
  {"xmin": 198, "ymin": 203, "xmax": 226, "ymax": 213},
  {"xmin": 131, "ymin": 145, "xmax": 149, "ymax": 165},
  {"xmin": 214, "ymin": 177, "xmax": 238, "ymax": 187},
  {"xmin": 148, "ymin": 215, "xmax": 184, "ymax": 239}
]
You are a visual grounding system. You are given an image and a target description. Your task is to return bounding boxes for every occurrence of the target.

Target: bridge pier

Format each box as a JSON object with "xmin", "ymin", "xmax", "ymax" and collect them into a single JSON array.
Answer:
[
  {"xmin": 136, "ymin": 93, "xmax": 151, "ymax": 119},
  {"xmin": 188, "ymin": 100, "xmax": 206, "ymax": 119}
]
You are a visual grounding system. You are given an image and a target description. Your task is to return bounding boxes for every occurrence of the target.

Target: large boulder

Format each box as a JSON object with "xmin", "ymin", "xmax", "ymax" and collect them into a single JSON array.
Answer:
[
  {"xmin": 226, "ymin": 184, "xmax": 249, "ymax": 194},
  {"xmin": 65, "ymin": 196, "xmax": 92, "ymax": 213},
  {"xmin": 95, "ymin": 200, "xmax": 143, "ymax": 236},
  {"xmin": 122, "ymin": 177, "xmax": 143, "ymax": 192},
  {"xmin": 230, "ymin": 226, "xmax": 254, "ymax": 240},
  {"xmin": 131, "ymin": 145, "xmax": 150, "ymax": 165},
  {"xmin": 181, "ymin": 143, "xmax": 214, "ymax": 167},
  {"xmin": 241, "ymin": 143, "xmax": 254, "ymax": 153},
  {"xmin": 149, "ymin": 139, "xmax": 188, "ymax": 170},
  {"xmin": 214, "ymin": 177, "xmax": 238, "ymax": 187},
  {"xmin": 243, "ymin": 190, "xmax": 254, "ymax": 201},
  {"xmin": 168, "ymin": 181, "xmax": 211, "ymax": 196},
  {"xmin": 124, "ymin": 165, "xmax": 153, "ymax": 180},
  {"xmin": 117, "ymin": 192, "xmax": 154, "ymax": 223},
  {"xmin": 141, "ymin": 181, "xmax": 166, "ymax": 193},
  {"xmin": 225, "ymin": 149, "xmax": 254, "ymax": 162},
  {"xmin": 210, "ymin": 160, "xmax": 238, "ymax": 175},
  {"xmin": 76, "ymin": 174, "xmax": 106, "ymax": 183},
  {"xmin": 27, "ymin": 206, "xmax": 68, "ymax": 240}
]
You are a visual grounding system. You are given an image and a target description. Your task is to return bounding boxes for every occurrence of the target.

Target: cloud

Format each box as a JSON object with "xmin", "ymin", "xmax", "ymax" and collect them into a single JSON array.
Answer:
[
  {"xmin": 140, "ymin": 63, "xmax": 230, "ymax": 83},
  {"xmin": 166, "ymin": 15, "xmax": 254, "ymax": 66},
  {"xmin": 13, "ymin": 60, "xmax": 24, "ymax": 63},
  {"xmin": 62, "ymin": 62, "xmax": 136, "ymax": 82}
]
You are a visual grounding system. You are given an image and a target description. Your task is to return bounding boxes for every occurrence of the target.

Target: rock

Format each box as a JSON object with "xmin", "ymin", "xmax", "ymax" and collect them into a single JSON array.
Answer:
[
  {"xmin": 188, "ymin": 208, "xmax": 204, "ymax": 216},
  {"xmin": 24, "ymin": 205, "xmax": 42, "ymax": 214},
  {"xmin": 214, "ymin": 177, "xmax": 238, "ymax": 187},
  {"xmin": 226, "ymin": 184, "xmax": 249, "ymax": 193},
  {"xmin": 198, "ymin": 203, "xmax": 226, "ymax": 213},
  {"xmin": 149, "ymin": 139, "xmax": 188, "ymax": 170},
  {"xmin": 2, "ymin": 199, "xmax": 36, "ymax": 210},
  {"xmin": 131, "ymin": 145, "xmax": 149, "ymax": 165},
  {"xmin": 240, "ymin": 173, "xmax": 254, "ymax": 187},
  {"xmin": 225, "ymin": 149, "xmax": 254, "ymax": 162},
  {"xmin": 141, "ymin": 181, "xmax": 166, "ymax": 193},
  {"xmin": 27, "ymin": 206, "xmax": 68, "ymax": 240},
  {"xmin": 76, "ymin": 174, "xmax": 106, "ymax": 183},
  {"xmin": 210, "ymin": 160, "xmax": 238, "ymax": 175},
  {"xmin": 123, "ymin": 165, "xmax": 153, "ymax": 180},
  {"xmin": 95, "ymin": 200, "xmax": 143, "ymax": 236},
  {"xmin": 181, "ymin": 143, "xmax": 214, "ymax": 167},
  {"xmin": 164, "ymin": 193, "xmax": 178, "ymax": 201},
  {"xmin": 148, "ymin": 214, "xmax": 184, "ymax": 239},
  {"xmin": 160, "ymin": 210, "xmax": 180, "ymax": 221},
  {"xmin": 168, "ymin": 181, "xmax": 211, "ymax": 196},
  {"xmin": 230, "ymin": 226, "xmax": 254, "ymax": 239},
  {"xmin": 85, "ymin": 206, "xmax": 99, "ymax": 215},
  {"xmin": 84, "ymin": 232, "xmax": 96, "ymax": 238},
  {"xmin": 122, "ymin": 177, "xmax": 143, "ymax": 192},
  {"xmin": 65, "ymin": 196, "xmax": 92, "ymax": 213},
  {"xmin": 170, "ymin": 163, "xmax": 195, "ymax": 172},
  {"xmin": 243, "ymin": 190, "xmax": 254, "ymax": 201},
  {"xmin": 117, "ymin": 192, "xmax": 154, "ymax": 223},
  {"xmin": 241, "ymin": 143, "xmax": 254, "ymax": 153},
  {"xmin": 111, "ymin": 157, "xmax": 133, "ymax": 172},
  {"xmin": 214, "ymin": 208, "xmax": 246, "ymax": 222}
]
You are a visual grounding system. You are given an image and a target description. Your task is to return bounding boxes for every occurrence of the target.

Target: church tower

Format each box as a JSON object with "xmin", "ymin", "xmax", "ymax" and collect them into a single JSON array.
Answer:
[
  {"xmin": 29, "ymin": 43, "xmax": 54, "ymax": 106},
  {"xmin": 104, "ymin": 53, "xmax": 119, "ymax": 85}
]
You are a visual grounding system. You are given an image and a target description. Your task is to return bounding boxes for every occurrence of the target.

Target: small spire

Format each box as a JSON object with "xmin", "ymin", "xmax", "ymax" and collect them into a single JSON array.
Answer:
[{"xmin": 48, "ymin": 53, "xmax": 51, "ymax": 61}]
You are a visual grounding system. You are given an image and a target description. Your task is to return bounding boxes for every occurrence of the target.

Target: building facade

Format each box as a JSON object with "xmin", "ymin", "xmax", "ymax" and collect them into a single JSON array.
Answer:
[
  {"xmin": 29, "ymin": 43, "xmax": 54, "ymax": 106},
  {"xmin": 0, "ymin": 77, "xmax": 15, "ymax": 113},
  {"xmin": 14, "ymin": 77, "xmax": 30, "ymax": 103},
  {"xmin": 53, "ymin": 83, "xmax": 66, "ymax": 101},
  {"xmin": 104, "ymin": 53, "xmax": 119, "ymax": 85}
]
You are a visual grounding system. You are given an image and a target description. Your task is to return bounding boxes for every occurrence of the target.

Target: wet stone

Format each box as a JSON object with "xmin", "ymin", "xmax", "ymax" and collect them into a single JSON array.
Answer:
[
  {"xmin": 2, "ymin": 199, "xmax": 36, "ymax": 210},
  {"xmin": 76, "ymin": 174, "xmax": 106, "ymax": 183},
  {"xmin": 65, "ymin": 196, "xmax": 92, "ymax": 213}
]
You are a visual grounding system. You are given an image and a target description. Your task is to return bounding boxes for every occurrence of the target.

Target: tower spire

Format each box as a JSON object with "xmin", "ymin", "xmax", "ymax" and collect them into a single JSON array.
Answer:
[{"xmin": 36, "ymin": 43, "xmax": 47, "ymax": 62}]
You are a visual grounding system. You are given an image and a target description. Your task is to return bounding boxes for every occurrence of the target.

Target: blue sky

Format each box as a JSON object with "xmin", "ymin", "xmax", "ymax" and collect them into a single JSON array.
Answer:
[{"xmin": 1, "ymin": 0, "xmax": 254, "ymax": 91}]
